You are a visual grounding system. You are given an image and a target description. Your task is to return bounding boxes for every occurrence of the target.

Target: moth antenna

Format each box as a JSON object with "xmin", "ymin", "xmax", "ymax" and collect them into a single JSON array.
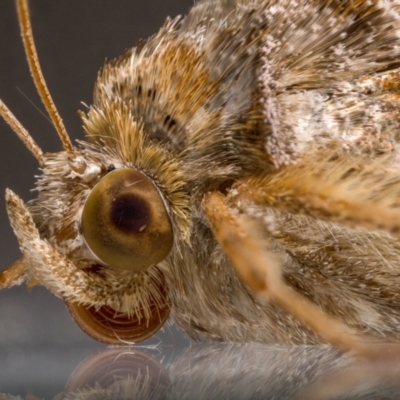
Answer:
[
  {"xmin": 0, "ymin": 99, "xmax": 44, "ymax": 165},
  {"xmin": 16, "ymin": 0, "xmax": 76, "ymax": 160}
]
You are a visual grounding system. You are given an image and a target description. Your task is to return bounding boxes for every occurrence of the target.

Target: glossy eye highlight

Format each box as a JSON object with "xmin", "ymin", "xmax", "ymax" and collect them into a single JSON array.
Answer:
[{"xmin": 81, "ymin": 169, "xmax": 173, "ymax": 272}]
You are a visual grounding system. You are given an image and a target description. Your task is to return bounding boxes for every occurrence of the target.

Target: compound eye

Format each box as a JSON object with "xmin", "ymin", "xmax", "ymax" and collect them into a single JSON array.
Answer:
[{"xmin": 81, "ymin": 169, "xmax": 173, "ymax": 272}]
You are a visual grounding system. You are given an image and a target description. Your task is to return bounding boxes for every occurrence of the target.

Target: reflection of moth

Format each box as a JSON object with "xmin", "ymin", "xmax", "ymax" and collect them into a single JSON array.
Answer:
[
  {"xmin": 65, "ymin": 348, "xmax": 171, "ymax": 400},
  {"xmin": 2, "ymin": 0, "xmax": 400, "ymax": 354},
  {"xmin": 2, "ymin": 345, "xmax": 400, "ymax": 399}
]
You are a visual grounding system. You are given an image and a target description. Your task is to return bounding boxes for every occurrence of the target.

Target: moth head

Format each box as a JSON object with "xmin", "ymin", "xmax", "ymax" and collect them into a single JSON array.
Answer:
[
  {"xmin": 0, "ymin": 0, "xmax": 191, "ymax": 345},
  {"xmin": 2, "ymin": 111, "xmax": 177, "ymax": 344}
]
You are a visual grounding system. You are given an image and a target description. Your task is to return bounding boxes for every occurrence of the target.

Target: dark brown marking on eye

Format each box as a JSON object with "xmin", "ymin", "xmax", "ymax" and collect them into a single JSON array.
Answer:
[{"xmin": 110, "ymin": 194, "xmax": 150, "ymax": 234}]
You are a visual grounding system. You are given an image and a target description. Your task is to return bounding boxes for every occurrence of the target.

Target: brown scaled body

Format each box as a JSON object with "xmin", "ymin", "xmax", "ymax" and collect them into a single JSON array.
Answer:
[{"xmin": 3, "ymin": 0, "xmax": 400, "ymax": 353}]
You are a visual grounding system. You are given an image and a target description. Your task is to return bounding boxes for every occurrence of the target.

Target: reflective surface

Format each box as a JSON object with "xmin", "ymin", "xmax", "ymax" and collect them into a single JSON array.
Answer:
[
  {"xmin": 2, "ymin": 337, "xmax": 400, "ymax": 399},
  {"xmin": 2, "ymin": 286, "xmax": 400, "ymax": 398}
]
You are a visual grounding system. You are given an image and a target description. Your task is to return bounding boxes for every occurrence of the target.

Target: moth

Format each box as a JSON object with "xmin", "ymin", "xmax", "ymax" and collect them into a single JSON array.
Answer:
[{"xmin": 2, "ymin": 0, "xmax": 400, "ymax": 355}]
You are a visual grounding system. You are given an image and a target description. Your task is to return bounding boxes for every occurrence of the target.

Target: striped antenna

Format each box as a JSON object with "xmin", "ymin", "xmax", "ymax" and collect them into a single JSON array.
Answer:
[{"xmin": 16, "ymin": 0, "xmax": 76, "ymax": 159}]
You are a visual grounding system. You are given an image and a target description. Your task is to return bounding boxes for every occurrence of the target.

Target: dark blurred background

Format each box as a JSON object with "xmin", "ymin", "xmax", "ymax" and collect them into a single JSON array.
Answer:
[{"xmin": 0, "ymin": 1, "xmax": 192, "ymax": 396}]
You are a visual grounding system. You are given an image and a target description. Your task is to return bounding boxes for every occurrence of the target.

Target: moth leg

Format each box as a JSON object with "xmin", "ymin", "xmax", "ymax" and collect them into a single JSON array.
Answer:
[
  {"xmin": 203, "ymin": 191, "xmax": 395, "ymax": 357},
  {"xmin": 0, "ymin": 257, "xmax": 28, "ymax": 289},
  {"xmin": 230, "ymin": 151, "xmax": 400, "ymax": 237}
]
